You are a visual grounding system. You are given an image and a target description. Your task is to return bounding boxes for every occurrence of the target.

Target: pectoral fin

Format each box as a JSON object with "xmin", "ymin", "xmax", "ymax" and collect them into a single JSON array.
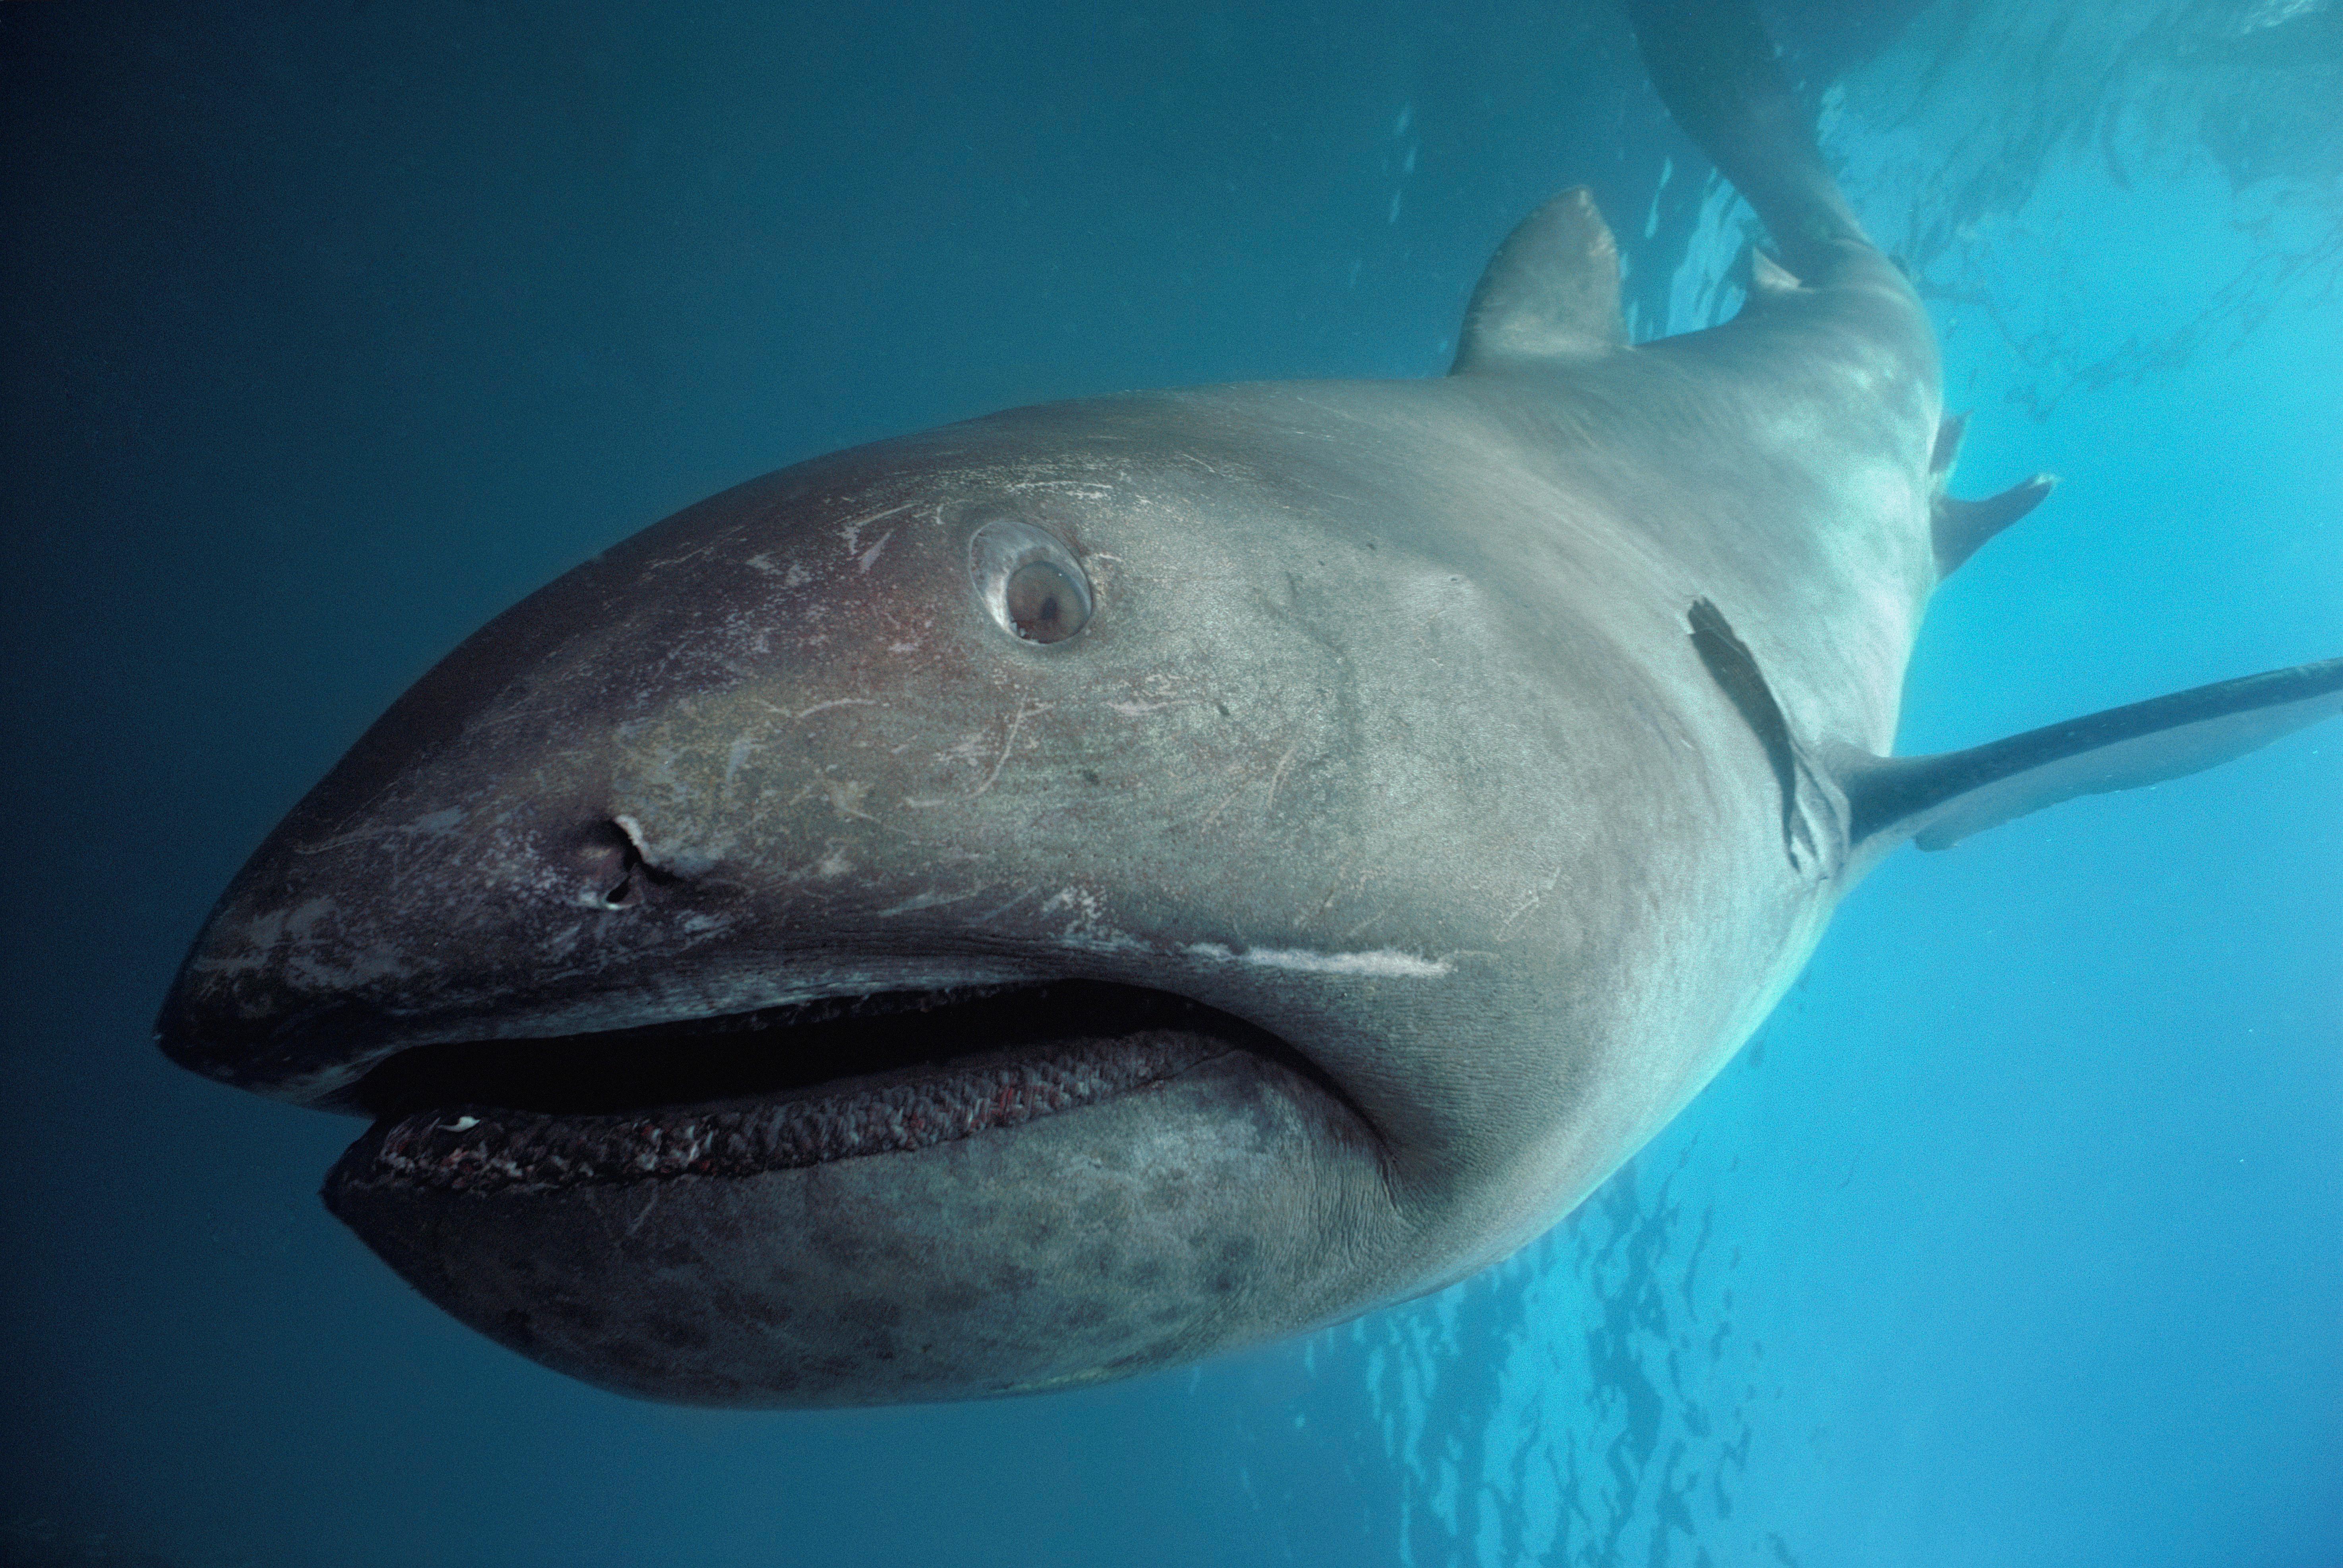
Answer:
[
  {"xmin": 1687, "ymin": 597, "xmax": 1809, "ymax": 866},
  {"xmin": 1836, "ymin": 656, "xmax": 2343, "ymax": 853}
]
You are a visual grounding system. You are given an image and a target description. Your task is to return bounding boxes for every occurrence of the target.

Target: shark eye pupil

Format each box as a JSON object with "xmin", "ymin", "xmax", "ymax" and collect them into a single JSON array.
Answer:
[{"xmin": 1005, "ymin": 560, "xmax": 1084, "ymax": 642}]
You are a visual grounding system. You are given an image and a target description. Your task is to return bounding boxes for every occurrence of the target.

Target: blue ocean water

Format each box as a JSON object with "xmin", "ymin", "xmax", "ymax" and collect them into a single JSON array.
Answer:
[{"xmin": 2, "ymin": 2, "xmax": 2335, "ymax": 1565}]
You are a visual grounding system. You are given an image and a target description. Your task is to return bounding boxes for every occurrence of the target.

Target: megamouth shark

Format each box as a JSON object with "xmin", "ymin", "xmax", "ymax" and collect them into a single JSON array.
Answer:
[{"xmin": 158, "ymin": 0, "xmax": 2341, "ymax": 1406}]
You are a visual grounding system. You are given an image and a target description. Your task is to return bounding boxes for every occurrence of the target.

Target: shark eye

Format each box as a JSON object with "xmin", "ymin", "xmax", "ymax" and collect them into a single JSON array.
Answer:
[
  {"xmin": 969, "ymin": 517, "xmax": 1092, "ymax": 645},
  {"xmin": 1003, "ymin": 559, "xmax": 1084, "ymax": 642}
]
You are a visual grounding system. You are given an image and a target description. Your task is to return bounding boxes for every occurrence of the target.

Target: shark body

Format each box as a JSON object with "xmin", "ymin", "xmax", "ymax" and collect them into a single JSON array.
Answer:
[{"xmin": 157, "ymin": 0, "xmax": 2342, "ymax": 1404}]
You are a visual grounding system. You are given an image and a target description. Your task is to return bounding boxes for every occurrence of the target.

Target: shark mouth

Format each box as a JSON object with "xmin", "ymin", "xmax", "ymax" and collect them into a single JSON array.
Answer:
[{"xmin": 324, "ymin": 982, "xmax": 1300, "ymax": 1199}]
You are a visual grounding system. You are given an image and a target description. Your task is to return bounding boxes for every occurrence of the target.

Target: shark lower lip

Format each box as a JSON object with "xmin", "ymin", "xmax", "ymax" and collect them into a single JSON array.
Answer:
[
  {"xmin": 332, "ymin": 1030, "xmax": 1227, "ymax": 1195},
  {"xmin": 322, "ymin": 981, "xmax": 1291, "ymax": 1196}
]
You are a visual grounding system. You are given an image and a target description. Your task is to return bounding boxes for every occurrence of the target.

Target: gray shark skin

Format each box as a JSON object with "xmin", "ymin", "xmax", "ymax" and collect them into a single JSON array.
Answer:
[{"xmin": 155, "ymin": 0, "xmax": 2343, "ymax": 1407}]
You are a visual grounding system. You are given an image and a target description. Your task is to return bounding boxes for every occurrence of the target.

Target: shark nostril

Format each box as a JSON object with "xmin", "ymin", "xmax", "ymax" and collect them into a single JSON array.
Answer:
[{"xmin": 581, "ymin": 817, "xmax": 677, "ymax": 910}]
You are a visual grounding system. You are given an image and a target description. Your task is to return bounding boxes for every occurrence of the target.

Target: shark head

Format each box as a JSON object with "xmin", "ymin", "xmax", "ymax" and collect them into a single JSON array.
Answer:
[{"xmin": 157, "ymin": 389, "xmax": 1740, "ymax": 1405}]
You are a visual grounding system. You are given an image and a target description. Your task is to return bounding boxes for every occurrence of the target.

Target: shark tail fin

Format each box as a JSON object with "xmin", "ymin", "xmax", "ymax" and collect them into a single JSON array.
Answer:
[
  {"xmin": 1619, "ymin": 0, "xmax": 1867, "ymax": 277},
  {"xmin": 1835, "ymin": 657, "xmax": 2343, "ymax": 854}
]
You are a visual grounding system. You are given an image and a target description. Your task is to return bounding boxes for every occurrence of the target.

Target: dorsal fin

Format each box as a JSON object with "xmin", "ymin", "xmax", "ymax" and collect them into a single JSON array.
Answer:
[
  {"xmin": 1450, "ymin": 188, "xmax": 1627, "ymax": 374},
  {"xmin": 1832, "ymin": 655, "xmax": 2343, "ymax": 855},
  {"xmin": 1750, "ymin": 250, "xmax": 1803, "ymax": 299}
]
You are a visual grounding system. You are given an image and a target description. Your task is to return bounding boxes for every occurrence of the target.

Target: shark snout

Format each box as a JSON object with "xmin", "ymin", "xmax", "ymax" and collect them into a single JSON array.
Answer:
[{"xmin": 155, "ymin": 777, "xmax": 734, "ymax": 1107}]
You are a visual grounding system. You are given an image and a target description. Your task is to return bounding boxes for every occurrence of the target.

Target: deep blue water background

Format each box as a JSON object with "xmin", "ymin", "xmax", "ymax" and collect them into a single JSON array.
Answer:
[{"xmin": 3, "ymin": 2, "xmax": 2336, "ymax": 1564}]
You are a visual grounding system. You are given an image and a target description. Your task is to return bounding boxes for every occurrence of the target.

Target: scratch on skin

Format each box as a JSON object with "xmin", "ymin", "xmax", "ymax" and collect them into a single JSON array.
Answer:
[
  {"xmin": 1202, "ymin": 740, "xmax": 1301, "ymax": 828},
  {"xmin": 645, "ymin": 537, "xmax": 725, "ymax": 573},
  {"xmin": 465, "ymin": 700, "xmax": 557, "ymax": 731},
  {"xmin": 999, "ymin": 479, "xmax": 1115, "ymax": 501},
  {"xmin": 623, "ymin": 1185, "xmax": 662, "ymax": 1239},
  {"xmin": 744, "ymin": 549, "xmax": 845, "ymax": 584},
  {"xmin": 972, "ymin": 700, "xmax": 1051, "ymax": 799},
  {"xmin": 1313, "ymin": 868, "xmax": 1374, "ymax": 918},
  {"xmin": 1263, "ymin": 745, "xmax": 1298, "ymax": 816},
  {"xmin": 789, "ymin": 777, "xmax": 877, "ymax": 821},
  {"xmin": 977, "ymin": 885, "xmax": 1041, "ymax": 922},
  {"xmin": 792, "ymin": 698, "xmax": 878, "ymax": 721},
  {"xmin": 1282, "ymin": 393, "xmax": 1375, "ymax": 430},
  {"xmin": 724, "ymin": 735, "xmax": 755, "ymax": 795},
  {"xmin": 290, "ymin": 806, "xmax": 465, "ymax": 858},
  {"xmin": 874, "ymin": 887, "xmax": 985, "ymax": 918},
  {"xmin": 1186, "ymin": 943, "xmax": 1454, "ymax": 978},
  {"xmin": 856, "ymin": 531, "xmax": 894, "ymax": 573},
  {"xmin": 1499, "ymin": 862, "xmax": 1570, "ymax": 934},
  {"xmin": 839, "ymin": 503, "xmax": 916, "ymax": 556}
]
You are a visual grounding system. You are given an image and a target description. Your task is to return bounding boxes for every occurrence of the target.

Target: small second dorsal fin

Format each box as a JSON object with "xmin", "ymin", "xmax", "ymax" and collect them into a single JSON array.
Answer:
[
  {"xmin": 1934, "ymin": 478, "xmax": 2057, "ymax": 576},
  {"xmin": 1924, "ymin": 408, "xmax": 2057, "ymax": 576},
  {"xmin": 1450, "ymin": 188, "xmax": 1628, "ymax": 374},
  {"xmin": 1731, "ymin": 247, "xmax": 1805, "ymax": 318},
  {"xmin": 1832, "ymin": 656, "xmax": 2343, "ymax": 855}
]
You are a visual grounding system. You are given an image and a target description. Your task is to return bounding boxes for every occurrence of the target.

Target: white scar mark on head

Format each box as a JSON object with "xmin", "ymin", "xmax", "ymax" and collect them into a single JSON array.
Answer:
[
  {"xmin": 872, "ymin": 887, "xmax": 984, "ymax": 918},
  {"xmin": 1171, "ymin": 450, "xmax": 1238, "ymax": 479},
  {"xmin": 1263, "ymin": 744, "xmax": 1298, "ymax": 816},
  {"xmin": 839, "ymin": 503, "xmax": 916, "ymax": 556},
  {"xmin": 1203, "ymin": 742, "xmax": 1301, "ymax": 828},
  {"xmin": 644, "ymin": 538, "xmax": 724, "ymax": 573},
  {"xmin": 971, "ymin": 699, "xmax": 1051, "ymax": 799},
  {"xmin": 790, "ymin": 698, "xmax": 878, "ymax": 721},
  {"xmin": 976, "ymin": 884, "xmax": 1041, "ymax": 922},
  {"xmin": 1184, "ymin": 943, "xmax": 1455, "ymax": 978},
  {"xmin": 290, "ymin": 805, "xmax": 465, "ymax": 857},
  {"xmin": 623, "ymin": 1185, "xmax": 662, "ymax": 1239},
  {"xmin": 788, "ymin": 777, "xmax": 877, "ymax": 821}
]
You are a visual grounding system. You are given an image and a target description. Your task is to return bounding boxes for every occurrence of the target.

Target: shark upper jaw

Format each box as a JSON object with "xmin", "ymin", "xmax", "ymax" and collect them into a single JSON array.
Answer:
[
  {"xmin": 156, "ymin": 946, "xmax": 1049, "ymax": 1111},
  {"xmin": 159, "ymin": 955, "xmax": 1381, "ymax": 1189}
]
